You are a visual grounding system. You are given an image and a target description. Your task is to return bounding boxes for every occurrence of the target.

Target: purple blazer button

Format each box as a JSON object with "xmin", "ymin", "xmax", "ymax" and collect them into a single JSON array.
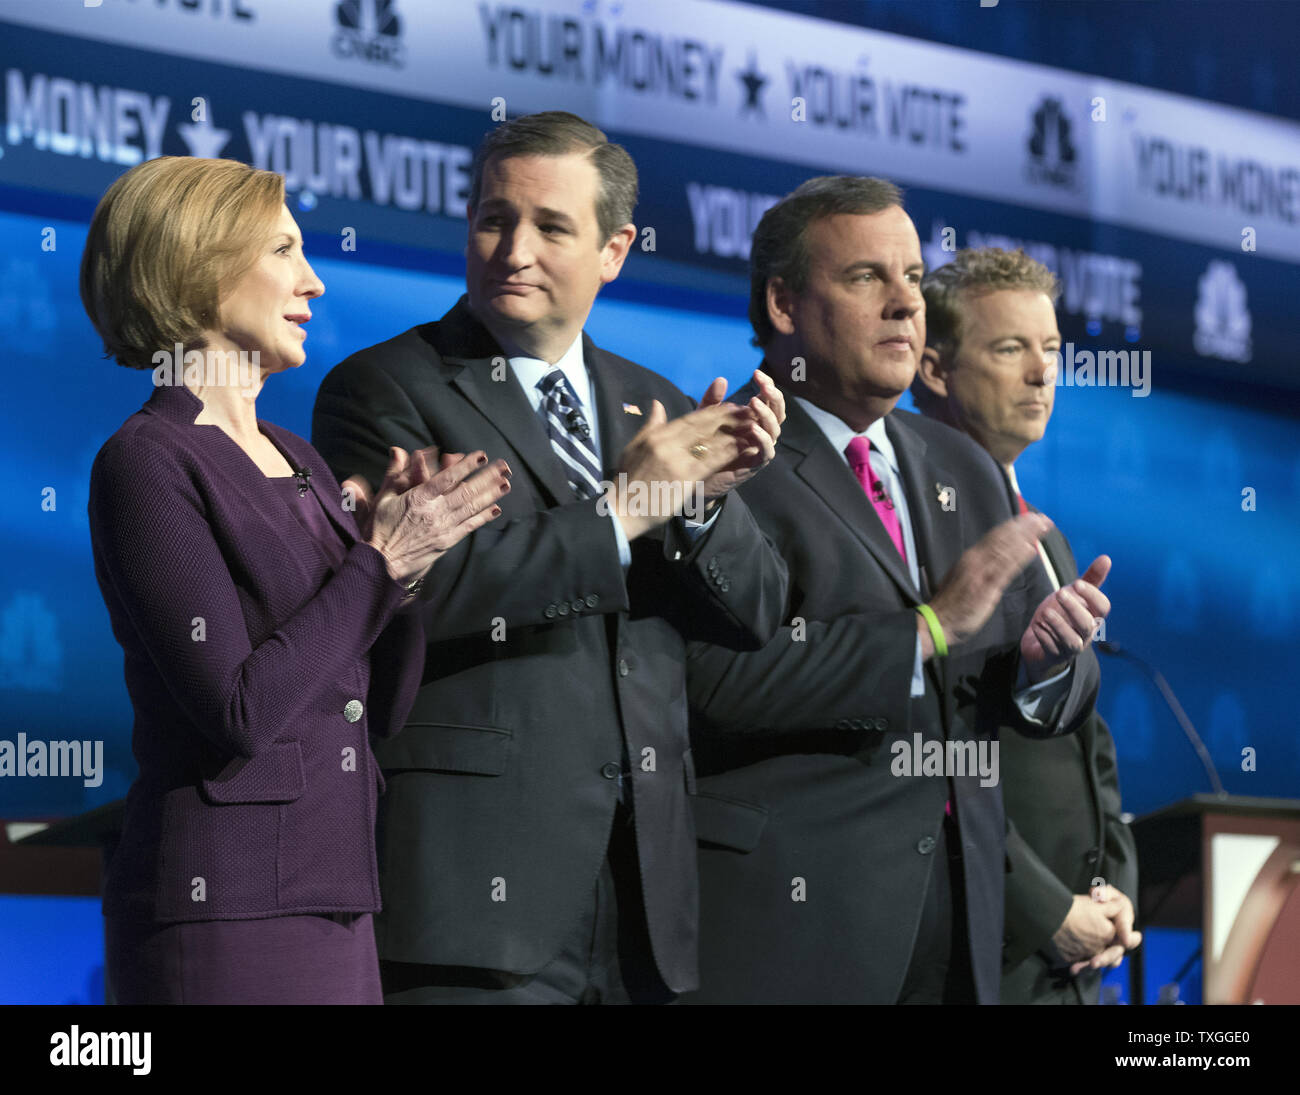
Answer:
[{"xmin": 343, "ymin": 700, "xmax": 364, "ymax": 723}]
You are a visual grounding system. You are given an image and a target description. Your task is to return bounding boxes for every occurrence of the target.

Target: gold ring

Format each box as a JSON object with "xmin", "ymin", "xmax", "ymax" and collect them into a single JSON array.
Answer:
[{"xmin": 689, "ymin": 443, "xmax": 709, "ymax": 460}]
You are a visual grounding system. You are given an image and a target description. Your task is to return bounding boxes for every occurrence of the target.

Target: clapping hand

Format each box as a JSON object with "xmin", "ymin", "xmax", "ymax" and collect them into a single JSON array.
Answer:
[
  {"xmin": 1021, "ymin": 555, "xmax": 1112, "ymax": 683},
  {"xmin": 344, "ymin": 446, "xmax": 511, "ymax": 584},
  {"xmin": 695, "ymin": 369, "xmax": 785, "ymax": 500},
  {"xmin": 606, "ymin": 370, "xmax": 785, "ymax": 540}
]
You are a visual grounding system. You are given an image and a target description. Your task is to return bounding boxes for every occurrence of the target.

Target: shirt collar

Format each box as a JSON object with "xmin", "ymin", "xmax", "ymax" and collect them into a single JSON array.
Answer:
[
  {"xmin": 794, "ymin": 396, "xmax": 900, "ymax": 475},
  {"xmin": 497, "ymin": 333, "xmax": 587, "ymax": 404},
  {"xmin": 1005, "ymin": 462, "xmax": 1022, "ymax": 498}
]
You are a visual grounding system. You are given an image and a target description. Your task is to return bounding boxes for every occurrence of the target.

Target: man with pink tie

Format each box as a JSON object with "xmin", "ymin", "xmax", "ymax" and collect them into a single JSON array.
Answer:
[{"xmin": 684, "ymin": 177, "xmax": 1112, "ymax": 1004}]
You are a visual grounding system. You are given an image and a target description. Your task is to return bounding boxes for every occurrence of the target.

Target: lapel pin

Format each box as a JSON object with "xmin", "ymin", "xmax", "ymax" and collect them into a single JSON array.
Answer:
[
  {"xmin": 622, "ymin": 402, "xmax": 643, "ymax": 415},
  {"xmin": 936, "ymin": 483, "xmax": 956, "ymax": 511}
]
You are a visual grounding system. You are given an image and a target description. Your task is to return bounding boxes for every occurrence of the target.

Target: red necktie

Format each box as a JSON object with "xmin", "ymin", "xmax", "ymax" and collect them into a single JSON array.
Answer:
[
  {"xmin": 845, "ymin": 437, "xmax": 907, "ymax": 562},
  {"xmin": 1017, "ymin": 492, "xmax": 1030, "ymax": 515}
]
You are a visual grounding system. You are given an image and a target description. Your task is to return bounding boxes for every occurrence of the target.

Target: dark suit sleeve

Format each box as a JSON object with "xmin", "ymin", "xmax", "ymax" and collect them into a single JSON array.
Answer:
[
  {"xmin": 601, "ymin": 373, "xmax": 787, "ymax": 649},
  {"xmin": 1094, "ymin": 717, "xmax": 1139, "ymax": 902},
  {"xmin": 421, "ymin": 504, "xmax": 642, "ymax": 641},
  {"xmin": 688, "ymin": 610, "xmax": 917, "ymax": 733},
  {"xmin": 684, "ymin": 450, "xmax": 919, "ymax": 734},
  {"xmin": 997, "ymin": 559, "xmax": 1101, "ymax": 742},
  {"xmin": 89, "ymin": 434, "xmax": 412, "ymax": 760},
  {"xmin": 1002, "ymin": 817, "xmax": 1075, "ymax": 968},
  {"xmin": 637, "ymin": 492, "xmax": 789, "ymax": 651},
  {"xmin": 647, "ymin": 384, "xmax": 788, "ymax": 648}
]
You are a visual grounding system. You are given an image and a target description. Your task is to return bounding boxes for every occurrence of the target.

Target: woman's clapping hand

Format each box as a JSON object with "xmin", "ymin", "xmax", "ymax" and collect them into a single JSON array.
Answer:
[{"xmin": 343, "ymin": 446, "xmax": 511, "ymax": 584}]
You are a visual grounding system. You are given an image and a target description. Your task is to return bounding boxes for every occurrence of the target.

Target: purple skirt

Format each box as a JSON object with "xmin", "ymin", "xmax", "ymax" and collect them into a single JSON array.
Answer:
[{"xmin": 106, "ymin": 913, "xmax": 383, "ymax": 1004}]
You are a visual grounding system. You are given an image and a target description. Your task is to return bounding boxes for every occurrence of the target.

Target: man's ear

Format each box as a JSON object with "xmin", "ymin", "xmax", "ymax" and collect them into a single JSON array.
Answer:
[
  {"xmin": 599, "ymin": 223, "xmax": 638, "ymax": 284},
  {"xmin": 916, "ymin": 344, "xmax": 951, "ymax": 400},
  {"xmin": 766, "ymin": 277, "xmax": 797, "ymax": 337}
]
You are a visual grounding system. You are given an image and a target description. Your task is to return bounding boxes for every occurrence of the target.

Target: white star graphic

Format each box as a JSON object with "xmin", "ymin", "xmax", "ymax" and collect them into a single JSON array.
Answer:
[{"xmin": 177, "ymin": 115, "xmax": 231, "ymax": 159}]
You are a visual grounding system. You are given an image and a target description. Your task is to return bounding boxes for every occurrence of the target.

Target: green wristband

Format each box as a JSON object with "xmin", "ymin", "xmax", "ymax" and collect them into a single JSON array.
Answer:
[{"xmin": 917, "ymin": 604, "xmax": 948, "ymax": 658}]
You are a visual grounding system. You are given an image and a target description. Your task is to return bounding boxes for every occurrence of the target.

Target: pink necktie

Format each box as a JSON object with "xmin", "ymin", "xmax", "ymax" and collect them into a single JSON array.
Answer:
[
  {"xmin": 845, "ymin": 437, "xmax": 907, "ymax": 562},
  {"xmin": 847, "ymin": 439, "xmax": 948, "ymax": 816}
]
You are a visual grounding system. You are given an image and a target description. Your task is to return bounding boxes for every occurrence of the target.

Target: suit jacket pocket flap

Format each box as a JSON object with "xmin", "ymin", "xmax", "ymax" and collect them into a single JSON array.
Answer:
[
  {"xmin": 201, "ymin": 741, "xmax": 305, "ymax": 804},
  {"xmin": 380, "ymin": 723, "xmax": 511, "ymax": 775},
  {"xmin": 691, "ymin": 790, "xmax": 768, "ymax": 852}
]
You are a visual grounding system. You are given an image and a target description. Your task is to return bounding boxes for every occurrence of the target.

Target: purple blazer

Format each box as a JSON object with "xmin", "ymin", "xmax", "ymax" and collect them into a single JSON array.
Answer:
[{"xmin": 88, "ymin": 383, "xmax": 424, "ymax": 923}]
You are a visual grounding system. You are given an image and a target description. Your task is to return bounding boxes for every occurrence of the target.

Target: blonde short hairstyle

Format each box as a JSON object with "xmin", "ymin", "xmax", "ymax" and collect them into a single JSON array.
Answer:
[
  {"xmin": 80, "ymin": 157, "xmax": 285, "ymax": 370},
  {"xmin": 921, "ymin": 247, "xmax": 1060, "ymax": 355}
]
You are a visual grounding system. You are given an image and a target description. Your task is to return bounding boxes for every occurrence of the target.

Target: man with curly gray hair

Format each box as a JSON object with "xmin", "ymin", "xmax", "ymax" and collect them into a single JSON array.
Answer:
[{"xmin": 915, "ymin": 247, "xmax": 1141, "ymax": 1005}]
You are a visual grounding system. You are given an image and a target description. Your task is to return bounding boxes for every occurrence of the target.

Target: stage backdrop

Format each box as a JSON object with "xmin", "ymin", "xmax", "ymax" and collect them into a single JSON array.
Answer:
[{"xmin": 0, "ymin": 0, "xmax": 1296, "ymax": 1004}]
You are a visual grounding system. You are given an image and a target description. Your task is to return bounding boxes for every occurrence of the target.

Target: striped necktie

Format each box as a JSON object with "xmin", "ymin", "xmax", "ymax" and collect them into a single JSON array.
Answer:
[{"xmin": 538, "ymin": 368, "xmax": 603, "ymax": 500}]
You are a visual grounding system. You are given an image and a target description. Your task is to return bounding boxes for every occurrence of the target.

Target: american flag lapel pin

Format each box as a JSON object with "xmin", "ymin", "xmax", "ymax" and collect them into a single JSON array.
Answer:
[{"xmin": 622, "ymin": 402, "xmax": 642, "ymax": 415}]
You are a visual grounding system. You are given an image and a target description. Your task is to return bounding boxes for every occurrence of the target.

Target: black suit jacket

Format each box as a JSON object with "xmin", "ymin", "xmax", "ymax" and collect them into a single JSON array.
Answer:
[
  {"xmin": 1000, "ymin": 510, "xmax": 1138, "ymax": 1004},
  {"xmin": 310, "ymin": 297, "xmax": 787, "ymax": 992},
  {"xmin": 682, "ymin": 391, "xmax": 1099, "ymax": 1004}
]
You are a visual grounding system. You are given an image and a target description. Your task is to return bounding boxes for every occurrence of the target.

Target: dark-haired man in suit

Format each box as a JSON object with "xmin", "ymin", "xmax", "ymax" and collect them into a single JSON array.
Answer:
[
  {"xmin": 684, "ymin": 177, "xmax": 1110, "ymax": 1004},
  {"xmin": 312, "ymin": 112, "xmax": 788, "ymax": 1004},
  {"xmin": 914, "ymin": 247, "xmax": 1140, "ymax": 1004}
]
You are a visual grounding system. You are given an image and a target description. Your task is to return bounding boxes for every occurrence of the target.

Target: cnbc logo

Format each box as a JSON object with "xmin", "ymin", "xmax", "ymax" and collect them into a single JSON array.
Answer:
[
  {"xmin": 1025, "ymin": 95, "xmax": 1078, "ymax": 190},
  {"xmin": 332, "ymin": 0, "xmax": 405, "ymax": 68},
  {"xmin": 1193, "ymin": 260, "xmax": 1252, "ymax": 364}
]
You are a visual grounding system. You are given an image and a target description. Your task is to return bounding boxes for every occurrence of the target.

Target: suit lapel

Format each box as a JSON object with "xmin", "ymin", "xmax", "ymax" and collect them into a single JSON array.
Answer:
[
  {"xmin": 779, "ymin": 396, "xmax": 919, "ymax": 602},
  {"xmin": 144, "ymin": 386, "xmax": 348, "ymax": 612},
  {"xmin": 436, "ymin": 301, "xmax": 573, "ymax": 506},
  {"xmin": 262, "ymin": 423, "xmax": 360, "ymax": 548},
  {"xmin": 148, "ymin": 383, "xmax": 319, "ymax": 533},
  {"xmin": 450, "ymin": 357, "xmax": 573, "ymax": 506},
  {"xmin": 585, "ymin": 337, "xmax": 647, "ymax": 476},
  {"xmin": 886, "ymin": 413, "xmax": 963, "ymax": 600},
  {"xmin": 1038, "ymin": 521, "xmax": 1078, "ymax": 584},
  {"xmin": 885, "ymin": 413, "xmax": 961, "ymax": 702}
]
